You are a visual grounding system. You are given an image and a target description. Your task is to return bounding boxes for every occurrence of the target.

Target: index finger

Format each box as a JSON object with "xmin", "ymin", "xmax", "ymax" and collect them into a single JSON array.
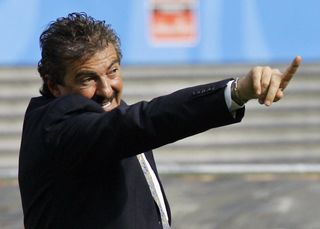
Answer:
[{"xmin": 280, "ymin": 56, "xmax": 302, "ymax": 90}]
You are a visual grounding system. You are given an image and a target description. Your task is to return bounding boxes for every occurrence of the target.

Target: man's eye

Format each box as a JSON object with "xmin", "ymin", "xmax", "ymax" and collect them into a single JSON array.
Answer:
[
  {"xmin": 107, "ymin": 68, "xmax": 119, "ymax": 78},
  {"xmin": 79, "ymin": 77, "xmax": 94, "ymax": 85},
  {"xmin": 111, "ymin": 68, "xmax": 118, "ymax": 73}
]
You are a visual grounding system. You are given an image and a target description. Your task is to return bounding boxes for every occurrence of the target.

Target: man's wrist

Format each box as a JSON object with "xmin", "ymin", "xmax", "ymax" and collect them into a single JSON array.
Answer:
[{"xmin": 231, "ymin": 78, "xmax": 248, "ymax": 106}]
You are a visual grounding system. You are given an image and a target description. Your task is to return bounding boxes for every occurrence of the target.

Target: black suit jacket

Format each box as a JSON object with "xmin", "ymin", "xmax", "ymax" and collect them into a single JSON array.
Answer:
[{"xmin": 19, "ymin": 79, "xmax": 244, "ymax": 229}]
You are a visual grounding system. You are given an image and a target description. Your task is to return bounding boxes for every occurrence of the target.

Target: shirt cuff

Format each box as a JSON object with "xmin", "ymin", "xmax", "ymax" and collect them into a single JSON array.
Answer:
[{"xmin": 224, "ymin": 80, "xmax": 245, "ymax": 112}]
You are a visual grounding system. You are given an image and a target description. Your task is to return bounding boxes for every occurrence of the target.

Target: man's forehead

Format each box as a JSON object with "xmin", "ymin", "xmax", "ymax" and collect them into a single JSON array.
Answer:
[{"xmin": 68, "ymin": 45, "xmax": 119, "ymax": 72}]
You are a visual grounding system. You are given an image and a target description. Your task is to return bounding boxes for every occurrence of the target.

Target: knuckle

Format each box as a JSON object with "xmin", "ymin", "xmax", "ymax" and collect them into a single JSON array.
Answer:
[
  {"xmin": 273, "ymin": 68, "xmax": 281, "ymax": 74},
  {"xmin": 261, "ymin": 81, "xmax": 269, "ymax": 88},
  {"xmin": 264, "ymin": 66, "xmax": 271, "ymax": 72},
  {"xmin": 271, "ymin": 74, "xmax": 282, "ymax": 83},
  {"xmin": 253, "ymin": 66, "xmax": 261, "ymax": 73}
]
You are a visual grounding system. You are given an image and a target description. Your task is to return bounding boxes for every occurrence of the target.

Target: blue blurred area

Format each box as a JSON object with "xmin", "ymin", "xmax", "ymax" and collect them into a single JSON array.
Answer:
[{"xmin": 0, "ymin": 0, "xmax": 319, "ymax": 66}]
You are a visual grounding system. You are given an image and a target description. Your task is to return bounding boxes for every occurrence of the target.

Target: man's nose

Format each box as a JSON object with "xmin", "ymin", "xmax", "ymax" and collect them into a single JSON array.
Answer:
[{"xmin": 96, "ymin": 77, "xmax": 113, "ymax": 98}]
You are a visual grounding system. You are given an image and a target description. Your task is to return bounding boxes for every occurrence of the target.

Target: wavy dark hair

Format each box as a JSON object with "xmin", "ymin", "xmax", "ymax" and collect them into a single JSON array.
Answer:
[{"xmin": 38, "ymin": 12, "xmax": 122, "ymax": 97}]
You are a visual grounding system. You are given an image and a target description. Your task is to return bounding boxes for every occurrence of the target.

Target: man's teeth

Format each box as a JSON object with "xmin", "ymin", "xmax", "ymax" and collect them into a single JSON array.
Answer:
[{"xmin": 102, "ymin": 102, "xmax": 111, "ymax": 108}]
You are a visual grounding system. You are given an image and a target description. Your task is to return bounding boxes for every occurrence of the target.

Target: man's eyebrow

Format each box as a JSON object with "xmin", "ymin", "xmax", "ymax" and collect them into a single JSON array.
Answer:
[{"xmin": 107, "ymin": 59, "xmax": 120, "ymax": 70}]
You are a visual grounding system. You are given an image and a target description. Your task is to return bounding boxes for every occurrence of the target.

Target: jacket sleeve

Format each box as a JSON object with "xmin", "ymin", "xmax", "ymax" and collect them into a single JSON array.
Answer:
[{"xmin": 44, "ymin": 79, "xmax": 245, "ymax": 166}]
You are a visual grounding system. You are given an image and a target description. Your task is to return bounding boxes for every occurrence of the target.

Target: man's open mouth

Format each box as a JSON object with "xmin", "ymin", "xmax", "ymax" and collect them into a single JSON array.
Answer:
[
  {"xmin": 92, "ymin": 94, "xmax": 116, "ymax": 109},
  {"xmin": 101, "ymin": 101, "xmax": 112, "ymax": 109}
]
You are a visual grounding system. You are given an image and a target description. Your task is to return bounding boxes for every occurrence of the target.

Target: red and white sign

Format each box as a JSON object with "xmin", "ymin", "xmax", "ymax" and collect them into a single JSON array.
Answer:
[{"xmin": 149, "ymin": 0, "xmax": 198, "ymax": 46}]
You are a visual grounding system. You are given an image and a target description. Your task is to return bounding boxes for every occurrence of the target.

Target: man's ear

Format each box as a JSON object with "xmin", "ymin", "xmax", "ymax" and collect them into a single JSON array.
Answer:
[{"xmin": 47, "ymin": 79, "xmax": 63, "ymax": 97}]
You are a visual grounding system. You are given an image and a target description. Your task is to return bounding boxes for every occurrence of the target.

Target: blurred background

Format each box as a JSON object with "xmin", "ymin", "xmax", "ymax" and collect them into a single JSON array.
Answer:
[{"xmin": 0, "ymin": 0, "xmax": 319, "ymax": 228}]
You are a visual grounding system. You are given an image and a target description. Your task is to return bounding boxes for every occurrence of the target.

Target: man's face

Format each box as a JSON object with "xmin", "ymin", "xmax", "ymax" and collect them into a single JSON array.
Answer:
[{"xmin": 53, "ymin": 45, "xmax": 123, "ymax": 112}]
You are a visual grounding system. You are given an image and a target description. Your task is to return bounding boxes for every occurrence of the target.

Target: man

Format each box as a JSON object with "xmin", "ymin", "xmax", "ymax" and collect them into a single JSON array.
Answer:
[{"xmin": 19, "ymin": 12, "xmax": 301, "ymax": 229}]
